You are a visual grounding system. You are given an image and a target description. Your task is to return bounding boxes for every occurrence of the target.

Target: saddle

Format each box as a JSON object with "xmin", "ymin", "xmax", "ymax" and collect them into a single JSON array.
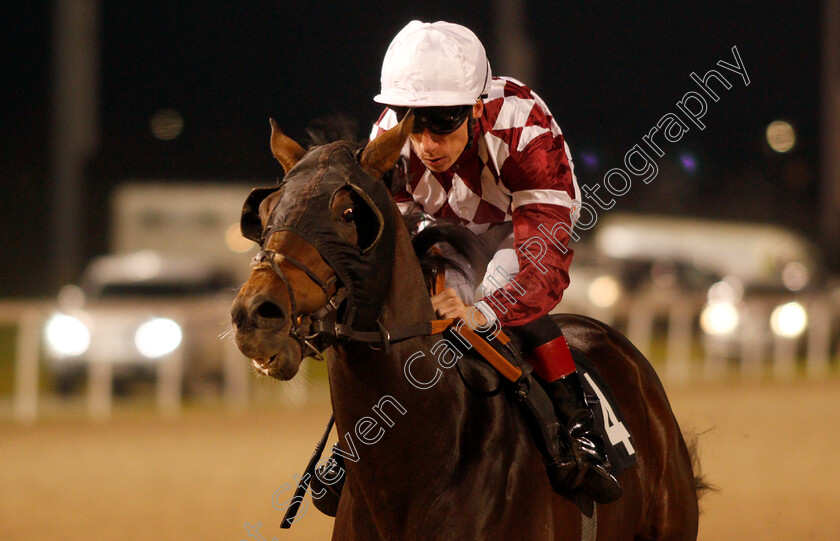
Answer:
[
  {"xmin": 453, "ymin": 323, "xmax": 637, "ymax": 496},
  {"xmin": 422, "ymin": 268, "xmax": 636, "ymax": 490}
]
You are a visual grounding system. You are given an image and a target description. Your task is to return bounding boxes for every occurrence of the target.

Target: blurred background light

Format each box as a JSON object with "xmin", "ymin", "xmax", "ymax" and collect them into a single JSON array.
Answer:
[
  {"xmin": 678, "ymin": 151, "xmax": 698, "ymax": 174},
  {"xmin": 700, "ymin": 302, "xmax": 739, "ymax": 335},
  {"xmin": 225, "ymin": 223, "xmax": 254, "ymax": 253},
  {"xmin": 587, "ymin": 275, "xmax": 621, "ymax": 307},
  {"xmin": 707, "ymin": 276, "xmax": 744, "ymax": 304},
  {"xmin": 765, "ymin": 120, "xmax": 796, "ymax": 153},
  {"xmin": 770, "ymin": 301, "xmax": 807, "ymax": 337},
  {"xmin": 781, "ymin": 261, "xmax": 809, "ymax": 291},
  {"xmin": 45, "ymin": 313, "xmax": 91, "ymax": 357},
  {"xmin": 150, "ymin": 108, "xmax": 184, "ymax": 141},
  {"xmin": 135, "ymin": 318, "xmax": 182, "ymax": 358},
  {"xmin": 579, "ymin": 150, "xmax": 600, "ymax": 170},
  {"xmin": 57, "ymin": 284, "xmax": 86, "ymax": 310}
]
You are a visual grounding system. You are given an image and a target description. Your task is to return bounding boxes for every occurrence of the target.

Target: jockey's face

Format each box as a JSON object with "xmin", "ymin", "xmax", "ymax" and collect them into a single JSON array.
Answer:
[{"xmin": 408, "ymin": 101, "xmax": 483, "ymax": 173}]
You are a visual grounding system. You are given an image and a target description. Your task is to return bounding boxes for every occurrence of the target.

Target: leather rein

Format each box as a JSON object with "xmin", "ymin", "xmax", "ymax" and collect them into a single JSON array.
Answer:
[
  {"xmin": 250, "ymin": 242, "xmax": 453, "ymax": 361},
  {"xmin": 252, "ymin": 232, "xmax": 523, "ymax": 382}
]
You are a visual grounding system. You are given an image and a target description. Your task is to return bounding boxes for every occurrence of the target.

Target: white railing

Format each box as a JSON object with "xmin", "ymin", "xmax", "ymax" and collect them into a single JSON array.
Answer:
[
  {"xmin": 3, "ymin": 292, "xmax": 837, "ymax": 422},
  {"xmin": 555, "ymin": 291, "xmax": 838, "ymax": 383},
  {"xmin": 0, "ymin": 299, "xmax": 252, "ymax": 423}
]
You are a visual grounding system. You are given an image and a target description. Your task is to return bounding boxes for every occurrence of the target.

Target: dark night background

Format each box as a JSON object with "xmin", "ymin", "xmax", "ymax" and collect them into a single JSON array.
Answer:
[{"xmin": 1, "ymin": 1, "xmax": 825, "ymax": 297}]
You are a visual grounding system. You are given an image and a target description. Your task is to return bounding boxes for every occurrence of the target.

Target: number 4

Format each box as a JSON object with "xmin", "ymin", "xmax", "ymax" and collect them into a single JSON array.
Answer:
[{"xmin": 583, "ymin": 372, "xmax": 635, "ymax": 455}]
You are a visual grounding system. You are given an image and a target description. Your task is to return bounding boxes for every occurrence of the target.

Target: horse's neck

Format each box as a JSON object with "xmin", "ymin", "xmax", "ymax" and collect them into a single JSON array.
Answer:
[
  {"xmin": 327, "ymin": 214, "xmax": 472, "ymax": 470},
  {"xmin": 378, "ymin": 217, "xmax": 437, "ymax": 334},
  {"xmin": 328, "ymin": 213, "xmax": 451, "ymax": 409},
  {"xmin": 326, "ymin": 217, "xmax": 536, "ymax": 536}
]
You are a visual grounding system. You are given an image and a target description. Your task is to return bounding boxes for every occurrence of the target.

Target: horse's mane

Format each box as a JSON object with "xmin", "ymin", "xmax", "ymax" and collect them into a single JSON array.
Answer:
[
  {"xmin": 303, "ymin": 113, "xmax": 360, "ymax": 147},
  {"xmin": 304, "ymin": 114, "xmax": 493, "ymax": 289},
  {"xmin": 407, "ymin": 209, "xmax": 495, "ymax": 290}
]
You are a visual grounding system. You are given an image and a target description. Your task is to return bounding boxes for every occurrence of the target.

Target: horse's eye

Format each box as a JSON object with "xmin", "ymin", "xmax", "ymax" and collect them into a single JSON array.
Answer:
[{"xmin": 341, "ymin": 208, "xmax": 354, "ymax": 222}]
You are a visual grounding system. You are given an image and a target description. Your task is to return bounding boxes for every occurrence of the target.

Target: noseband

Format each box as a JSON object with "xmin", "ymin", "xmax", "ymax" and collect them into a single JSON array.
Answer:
[
  {"xmin": 251, "ymin": 236, "xmax": 457, "ymax": 360},
  {"xmin": 250, "ymin": 247, "xmax": 341, "ymax": 359}
]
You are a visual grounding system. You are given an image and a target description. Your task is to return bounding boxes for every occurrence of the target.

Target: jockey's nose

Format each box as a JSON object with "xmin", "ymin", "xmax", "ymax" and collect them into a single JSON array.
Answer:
[{"xmin": 416, "ymin": 128, "xmax": 439, "ymax": 153}]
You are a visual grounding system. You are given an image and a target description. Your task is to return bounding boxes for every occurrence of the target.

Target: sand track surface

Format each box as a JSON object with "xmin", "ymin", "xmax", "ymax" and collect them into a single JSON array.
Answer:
[{"xmin": 1, "ymin": 379, "xmax": 838, "ymax": 540}]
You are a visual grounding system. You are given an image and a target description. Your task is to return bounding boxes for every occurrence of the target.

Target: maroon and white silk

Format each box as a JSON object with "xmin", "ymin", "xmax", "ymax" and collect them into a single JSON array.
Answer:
[{"xmin": 370, "ymin": 77, "xmax": 581, "ymax": 326}]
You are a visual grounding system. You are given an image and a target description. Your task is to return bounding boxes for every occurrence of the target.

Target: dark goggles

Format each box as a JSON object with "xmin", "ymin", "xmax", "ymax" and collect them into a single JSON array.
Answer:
[{"xmin": 390, "ymin": 105, "xmax": 472, "ymax": 135}]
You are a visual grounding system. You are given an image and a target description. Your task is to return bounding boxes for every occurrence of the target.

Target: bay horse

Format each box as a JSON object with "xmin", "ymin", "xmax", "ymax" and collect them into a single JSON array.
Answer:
[{"xmin": 230, "ymin": 114, "xmax": 702, "ymax": 540}]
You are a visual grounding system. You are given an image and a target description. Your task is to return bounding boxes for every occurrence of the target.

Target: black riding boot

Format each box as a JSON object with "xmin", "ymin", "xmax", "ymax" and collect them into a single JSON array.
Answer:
[
  {"xmin": 546, "ymin": 371, "xmax": 622, "ymax": 503},
  {"xmin": 310, "ymin": 446, "xmax": 345, "ymax": 517}
]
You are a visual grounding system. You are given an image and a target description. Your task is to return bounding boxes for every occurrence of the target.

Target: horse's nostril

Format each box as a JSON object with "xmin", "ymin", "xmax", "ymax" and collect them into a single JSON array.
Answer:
[
  {"xmin": 256, "ymin": 301, "xmax": 286, "ymax": 320},
  {"xmin": 231, "ymin": 302, "xmax": 247, "ymax": 327}
]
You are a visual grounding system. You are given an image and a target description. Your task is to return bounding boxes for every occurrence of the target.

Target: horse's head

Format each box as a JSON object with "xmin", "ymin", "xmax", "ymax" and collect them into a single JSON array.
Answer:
[{"xmin": 230, "ymin": 115, "xmax": 413, "ymax": 380}]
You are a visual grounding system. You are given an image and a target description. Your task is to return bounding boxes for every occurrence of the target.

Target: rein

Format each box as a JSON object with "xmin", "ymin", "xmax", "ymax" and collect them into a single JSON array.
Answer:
[
  {"xmin": 253, "ymin": 232, "xmax": 525, "ymax": 382},
  {"xmin": 251, "ymin": 244, "xmax": 454, "ymax": 360},
  {"xmin": 267, "ymin": 234, "xmax": 528, "ymax": 530}
]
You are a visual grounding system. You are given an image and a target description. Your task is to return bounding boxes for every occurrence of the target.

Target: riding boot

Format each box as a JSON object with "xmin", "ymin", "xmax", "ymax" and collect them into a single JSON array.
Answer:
[
  {"xmin": 310, "ymin": 446, "xmax": 345, "ymax": 517},
  {"xmin": 518, "ymin": 322, "xmax": 622, "ymax": 504},
  {"xmin": 545, "ymin": 371, "xmax": 622, "ymax": 503}
]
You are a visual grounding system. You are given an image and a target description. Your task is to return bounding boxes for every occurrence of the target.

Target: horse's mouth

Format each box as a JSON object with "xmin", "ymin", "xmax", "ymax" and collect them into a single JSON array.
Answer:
[
  {"xmin": 251, "ymin": 355, "xmax": 277, "ymax": 376},
  {"xmin": 247, "ymin": 339, "xmax": 302, "ymax": 380}
]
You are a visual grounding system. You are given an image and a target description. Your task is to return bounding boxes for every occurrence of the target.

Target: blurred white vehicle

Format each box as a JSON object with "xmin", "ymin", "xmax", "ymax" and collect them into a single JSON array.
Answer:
[
  {"xmin": 592, "ymin": 214, "xmax": 833, "ymax": 352},
  {"xmin": 44, "ymin": 251, "xmax": 238, "ymax": 395},
  {"xmin": 110, "ymin": 182, "xmax": 257, "ymax": 283},
  {"xmin": 594, "ymin": 214, "xmax": 824, "ymax": 292},
  {"xmin": 557, "ymin": 242, "xmax": 718, "ymax": 322}
]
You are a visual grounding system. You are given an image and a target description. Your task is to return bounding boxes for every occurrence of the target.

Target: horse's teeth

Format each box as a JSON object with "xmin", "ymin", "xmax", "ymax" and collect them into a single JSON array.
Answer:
[{"xmin": 252, "ymin": 357, "xmax": 272, "ymax": 374}]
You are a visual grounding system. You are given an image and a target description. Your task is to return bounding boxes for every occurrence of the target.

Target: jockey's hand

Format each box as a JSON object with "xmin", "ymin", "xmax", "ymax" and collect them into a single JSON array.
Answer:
[{"xmin": 431, "ymin": 288, "xmax": 488, "ymax": 328}]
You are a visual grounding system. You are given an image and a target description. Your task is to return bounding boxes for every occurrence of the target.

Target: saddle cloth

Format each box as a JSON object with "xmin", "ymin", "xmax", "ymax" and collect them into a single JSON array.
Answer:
[{"xmin": 571, "ymin": 348, "xmax": 638, "ymax": 476}]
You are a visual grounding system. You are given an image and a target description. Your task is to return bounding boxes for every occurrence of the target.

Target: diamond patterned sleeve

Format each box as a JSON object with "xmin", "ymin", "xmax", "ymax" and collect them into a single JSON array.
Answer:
[
  {"xmin": 476, "ymin": 91, "xmax": 580, "ymax": 325},
  {"xmin": 477, "ymin": 202, "xmax": 575, "ymax": 326}
]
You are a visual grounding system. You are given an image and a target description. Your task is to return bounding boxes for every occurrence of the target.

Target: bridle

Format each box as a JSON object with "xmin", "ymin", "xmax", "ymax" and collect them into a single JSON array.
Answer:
[
  {"xmin": 249, "ymin": 245, "xmax": 341, "ymax": 360},
  {"xmin": 251, "ymin": 234, "xmax": 453, "ymax": 361},
  {"xmin": 242, "ymin": 141, "xmax": 520, "ymax": 380}
]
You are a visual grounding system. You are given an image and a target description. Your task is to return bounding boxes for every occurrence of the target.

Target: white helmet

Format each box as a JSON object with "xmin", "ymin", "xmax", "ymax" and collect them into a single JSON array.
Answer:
[{"xmin": 374, "ymin": 20, "xmax": 492, "ymax": 107}]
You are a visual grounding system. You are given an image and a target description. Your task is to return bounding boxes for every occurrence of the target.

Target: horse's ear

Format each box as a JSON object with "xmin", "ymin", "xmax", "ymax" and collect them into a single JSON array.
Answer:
[
  {"xmin": 269, "ymin": 118, "xmax": 306, "ymax": 174},
  {"xmin": 360, "ymin": 110, "xmax": 414, "ymax": 179},
  {"xmin": 241, "ymin": 186, "xmax": 281, "ymax": 243}
]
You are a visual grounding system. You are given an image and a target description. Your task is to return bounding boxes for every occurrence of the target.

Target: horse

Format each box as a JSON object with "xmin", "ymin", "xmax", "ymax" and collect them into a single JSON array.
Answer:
[{"xmin": 230, "ymin": 114, "xmax": 703, "ymax": 540}]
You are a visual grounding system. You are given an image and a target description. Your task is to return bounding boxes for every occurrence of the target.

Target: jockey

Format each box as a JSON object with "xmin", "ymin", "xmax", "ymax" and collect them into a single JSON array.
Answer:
[{"xmin": 315, "ymin": 20, "xmax": 621, "ymax": 510}]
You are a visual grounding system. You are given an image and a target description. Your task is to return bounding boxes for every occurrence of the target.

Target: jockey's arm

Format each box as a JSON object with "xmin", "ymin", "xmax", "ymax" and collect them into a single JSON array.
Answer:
[{"xmin": 473, "ymin": 130, "xmax": 579, "ymax": 328}]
